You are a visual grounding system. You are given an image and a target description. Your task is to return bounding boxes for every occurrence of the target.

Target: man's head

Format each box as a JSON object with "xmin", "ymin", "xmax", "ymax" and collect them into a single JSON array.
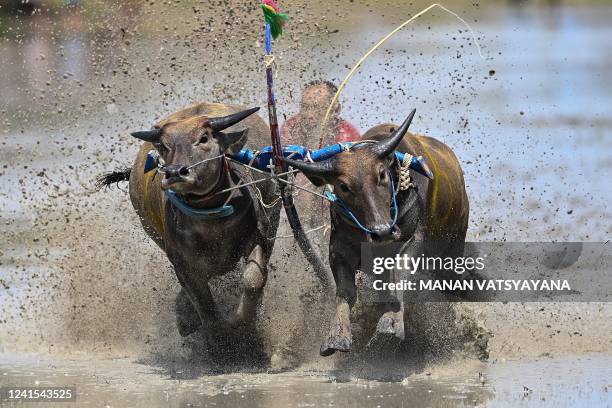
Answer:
[
  {"xmin": 299, "ymin": 80, "xmax": 340, "ymax": 122},
  {"xmin": 284, "ymin": 109, "xmax": 416, "ymax": 241},
  {"xmin": 130, "ymin": 107, "xmax": 259, "ymax": 197}
]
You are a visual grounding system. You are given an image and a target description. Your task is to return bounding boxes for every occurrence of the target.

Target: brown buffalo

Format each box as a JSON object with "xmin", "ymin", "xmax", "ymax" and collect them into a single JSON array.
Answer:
[
  {"xmin": 99, "ymin": 103, "xmax": 281, "ymax": 343},
  {"xmin": 284, "ymin": 109, "xmax": 469, "ymax": 356}
]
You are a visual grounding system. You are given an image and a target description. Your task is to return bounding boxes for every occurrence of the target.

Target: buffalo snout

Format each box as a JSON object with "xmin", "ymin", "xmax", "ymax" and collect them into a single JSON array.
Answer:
[
  {"xmin": 369, "ymin": 224, "xmax": 401, "ymax": 242},
  {"xmin": 164, "ymin": 164, "xmax": 190, "ymax": 178},
  {"xmin": 161, "ymin": 164, "xmax": 192, "ymax": 188}
]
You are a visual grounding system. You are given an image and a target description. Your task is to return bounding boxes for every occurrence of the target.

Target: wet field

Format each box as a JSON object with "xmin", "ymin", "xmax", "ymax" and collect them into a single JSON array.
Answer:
[
  {"xmin": 1, "ymin": 353, "xmax": 611, "ymax": 407},
  {"xmin": 1, "ymin": 0, "xmax": 611, "ymax": 406}
]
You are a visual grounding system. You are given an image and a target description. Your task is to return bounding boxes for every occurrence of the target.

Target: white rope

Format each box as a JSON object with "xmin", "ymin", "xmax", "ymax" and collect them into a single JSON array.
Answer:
[
  {"xmin": 226, "ymin": 156, "xmax": 335, "ymax": 203},
  {"xmin": 223, "ymin": 172, "xmax": 239, "ymax": 207},
  {"xmin": 399, "ymin": 153, "xmax": 414, "ymax": 191},
  {"xmin": 253, "ymin": 184, "xmax": 282, "ymax": 209},
  {"xmin": 270, "ymin": 224, "xmax": 330, "ymax": 240},
  {"xmin": 231, "ymin": 152, "xmax": 285, "ymax": 209},
  {"xmin": 186, "ymin": 154, "xmax": 224, "ymax": 170}
]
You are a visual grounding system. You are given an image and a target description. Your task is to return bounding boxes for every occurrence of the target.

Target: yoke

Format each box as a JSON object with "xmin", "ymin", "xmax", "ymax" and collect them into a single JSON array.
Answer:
[{"xmin": 230, "ymin": 143, "xmax": 434, "ymax": 179}]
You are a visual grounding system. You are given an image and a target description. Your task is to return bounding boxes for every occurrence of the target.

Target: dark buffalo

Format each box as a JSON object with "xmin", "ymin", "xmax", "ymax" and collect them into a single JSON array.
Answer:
[
  {"xmin": 99, "ymin": 102, "xmax": 281, "ymax": 341},
  {"xmin": 284, "ymin": 109, "xmax": 469, "ymax": 356}
]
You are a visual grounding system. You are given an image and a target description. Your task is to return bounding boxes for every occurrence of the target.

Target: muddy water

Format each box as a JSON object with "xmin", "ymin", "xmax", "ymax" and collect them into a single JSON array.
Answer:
[
  {"xmin": 0, "ymin": 353, "xmax": 611, "ymax": 407},
  {"xmin": 1, "ymin": 0, "xmax": 611, "ymax": 406}
]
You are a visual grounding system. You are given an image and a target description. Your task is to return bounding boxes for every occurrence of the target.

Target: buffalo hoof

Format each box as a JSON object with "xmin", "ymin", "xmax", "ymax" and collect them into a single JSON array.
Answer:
[
  {"xmin": 376, "ymin": 313, "xmax": 405, "ymax": 340},
  {"xmin": 319, "ymin": 335, "xmax": 352, "ymax": 357}
]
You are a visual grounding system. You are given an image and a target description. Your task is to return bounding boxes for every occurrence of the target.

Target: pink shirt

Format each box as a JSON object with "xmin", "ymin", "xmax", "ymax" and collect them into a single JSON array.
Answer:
[{"xmin": 280, "ymin": 115, "xmax": 361, "ymax": 147}]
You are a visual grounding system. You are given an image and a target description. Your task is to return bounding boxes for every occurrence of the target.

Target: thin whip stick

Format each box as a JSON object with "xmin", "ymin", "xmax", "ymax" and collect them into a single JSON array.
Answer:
[{"xmin": 318, "ymin": 3, "xmax": 491, "ymax": 148}]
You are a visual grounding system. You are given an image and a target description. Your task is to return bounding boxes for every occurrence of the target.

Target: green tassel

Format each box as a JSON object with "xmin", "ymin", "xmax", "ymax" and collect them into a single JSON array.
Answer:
[{"xmin": 262, "ymin": 5, "xmax": 289, "ymax": 39}]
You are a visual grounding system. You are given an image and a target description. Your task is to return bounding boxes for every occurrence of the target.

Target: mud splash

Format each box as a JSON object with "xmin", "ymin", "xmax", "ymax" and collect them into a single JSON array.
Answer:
[{"xmin": 1, "ymin": 0, "xmax": 611, "ymax": 405}]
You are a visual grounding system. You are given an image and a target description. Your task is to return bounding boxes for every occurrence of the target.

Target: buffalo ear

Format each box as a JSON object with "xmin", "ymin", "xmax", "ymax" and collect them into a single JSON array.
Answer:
[
  {"xmin": 303, "ymin": 174, "xmax": 328, "ymax": 187},
  {"xmin": 215, "ymin": 128, "xmax": 248, "ymax": 155}
]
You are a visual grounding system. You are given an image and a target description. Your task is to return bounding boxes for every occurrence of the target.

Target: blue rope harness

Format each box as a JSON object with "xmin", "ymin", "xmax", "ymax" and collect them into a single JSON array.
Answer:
[
  {"xmin": 230, "ymin": 143, "xmax": 433, "ymax": 179},
  {"xmin": 164, "ymin": 189, "xmax": 234, "ymax": 220},
  {"xmin": 231, "ymin": 143, "xmax": 430, "ymax": 233},
  {"xmin": 324, "ymin": 172, "xmax": 399, "ymax": 234}
]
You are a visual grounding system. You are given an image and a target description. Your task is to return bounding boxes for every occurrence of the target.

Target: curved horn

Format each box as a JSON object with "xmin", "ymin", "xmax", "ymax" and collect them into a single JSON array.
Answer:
[
  {"xmin": 282, "ymin": 157, "xmax": 336, "ymax": 177},
  {"xmin": 208, "ymin": 107, "xmax": 260, "ymax": 132},
  {"xmin": 372, "ymin": 108, "xmax": 416, "ymax": 158},
  {"xmin": 130, "ymin": 128, "xmax": 161, "ymax": 142}
]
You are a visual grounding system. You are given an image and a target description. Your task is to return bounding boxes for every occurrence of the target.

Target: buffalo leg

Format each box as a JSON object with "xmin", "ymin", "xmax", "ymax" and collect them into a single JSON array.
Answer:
[
  {"xmin": 375, "ymin": 234, "xmax": 424, "ymax": 340},
  {"xmin": 236, "ymin": 244, "xmax": 267, "ymax": 325},
  {"xmin": 320, "ymin": 252, "xmax": 356, "ymax": 356},
  {"xmin": 375, "ymin": 269, "xmax": 405, "ymax": 341},
  {"xmin": 173, "ymin": 264, "xmax": 217, "ymax": 332}
]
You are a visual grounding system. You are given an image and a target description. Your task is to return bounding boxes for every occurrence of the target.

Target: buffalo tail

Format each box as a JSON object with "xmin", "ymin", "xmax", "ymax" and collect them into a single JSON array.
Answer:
[{"xmin": 95, "ymin": 167, "xmax": 132, "ymax": 190}]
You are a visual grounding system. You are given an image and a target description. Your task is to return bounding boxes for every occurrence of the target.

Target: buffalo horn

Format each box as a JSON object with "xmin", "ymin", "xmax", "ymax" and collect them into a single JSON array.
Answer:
[
  {"xmin": 372, "ymin": 108, "xmax": 416, "ymax": 158},
  {"xmin": 208, "ymin": 107, "xmax": 260, "ymax": 132}
]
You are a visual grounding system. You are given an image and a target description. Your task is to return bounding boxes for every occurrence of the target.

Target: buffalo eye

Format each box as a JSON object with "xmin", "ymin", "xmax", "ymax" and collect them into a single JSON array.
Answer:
[
  {"xmin": 199, "ymin": 135, "xmax": 209, "ymax": 144},
  {"xmin": 379, "ymin": 167, "xmax": 387, "ymax": 183},
  {"xmin": 154, "ymin": 142, "xmax": 167, "ymax": 153},
  {"xmin": 339, "ymin": 182, "xmax": 350, "ymax": 193}
]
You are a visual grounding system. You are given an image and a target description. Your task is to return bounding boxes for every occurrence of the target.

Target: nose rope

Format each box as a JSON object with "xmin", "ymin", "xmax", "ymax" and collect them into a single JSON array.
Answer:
[
  {"xmin": 155, "ymin": 154, "xmax": 223, "ymax": 174},
  {"xmin": 185, "ymin": 154, "xmax": 225, "ymax": 171},
  {"xmin": 326, "ymin": 171, "xmax": 399, "ymax": 235},
  {"xmin": 317, "ymin": 140, "xmax": 401, "ymax": 235}
]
